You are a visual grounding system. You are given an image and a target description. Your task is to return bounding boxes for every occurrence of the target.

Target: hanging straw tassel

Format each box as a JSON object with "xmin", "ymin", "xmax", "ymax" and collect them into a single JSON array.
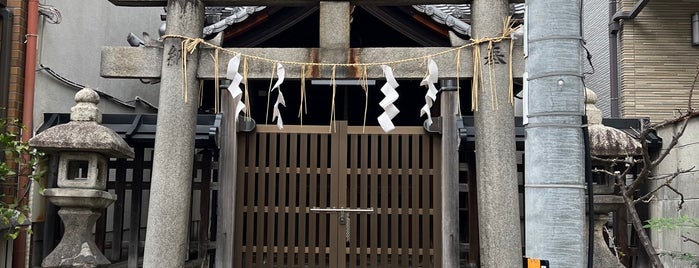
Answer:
[
  {"xmin": 265, "ymin": 62, "xmax": 277, "ymax": 125},
  {"xmin": 243, "ymin": 57, "xmax": 251, "ymax": 120},
  {"xmin": 180, "ymin": 37, "xmax": 204, "ymax": 103},
  {"xmin": 329, "ymin": 65, "xmax": 337, "ymax": 132},
  {"xmin": 299, "ymin": 65, "xmax": 307, "ymax": 126},
  {"xmin": 472, "ymin": 40, "xmax": 481, "ymax": 112},
  {"xmin": 361, "ymin": 66, "xmax": 369, "ymax": 133},
  {"xmin": 456, "ymin": 48, "xmax": 463, "ymax": 117},
  {"xmin": 213, "ymin": 49, "xmax": 220, "ymax": 113}
]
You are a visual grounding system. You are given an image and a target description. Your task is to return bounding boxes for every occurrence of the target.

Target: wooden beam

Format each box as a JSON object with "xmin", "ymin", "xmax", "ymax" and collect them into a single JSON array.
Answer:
[
  {"xmin": 109, "ymin": 0, "xmax": 524, "ymax": 7},
  {"xmin": 101, "ymin": 45, "xmax": 525, "ymax": 79}
]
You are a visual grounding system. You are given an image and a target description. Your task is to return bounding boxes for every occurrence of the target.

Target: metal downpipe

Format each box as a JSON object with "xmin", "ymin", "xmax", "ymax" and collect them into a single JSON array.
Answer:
[
  {"xmin": 15, "ymin": 0, "xmax": 39, "ymax": 267},
  {"xmin": 609, "ymin": 0, "xmax": 651, "ymax": 118}
]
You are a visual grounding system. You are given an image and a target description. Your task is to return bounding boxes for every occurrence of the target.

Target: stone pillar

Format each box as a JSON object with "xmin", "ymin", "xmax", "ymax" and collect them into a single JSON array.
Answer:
[
  {"xmin": 471, "ymin": 1, "xmax": 523, "ymax": 267},
  {"xmin": 591, "ymin": 214, "xmax": 624, "ymax": 267},
  {"xmin": 142, "ymin": 1, "xmax": 204, "ymax": 267}
]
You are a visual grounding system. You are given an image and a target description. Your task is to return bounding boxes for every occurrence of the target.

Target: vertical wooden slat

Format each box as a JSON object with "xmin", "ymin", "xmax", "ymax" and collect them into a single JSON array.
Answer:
[
  {"xmin": 318, "ymin": 134, "xmax": 329, "ymax": 267},
  {"xmin": 401, "ymin": 135, "xmax": 410, "ymax": 267},
  {"xmin": 297, "ymin": 134, "xmax": 308, "ymax": 267},
  {"xmin": 266, "ymin": 133, "xmax": 278, "ymax": 268},
  {"xmin": 370, "ymin": 134, "xmax": 380, "ymax": 267},
  {"xmin": 256, "ymin": 132, "xmax": 268, "ymax": 266},
  {"xmin": 42, "ymin": 156, "xmax": 59, "ymax": 260},
  {"xmin": 334, "ymin": 122, "xmax": 348, "ymax": 268},
  {"xmin": 359, "ymin": 134, "xmax": 369, "ymax": 268},
  {"xmin": 433, "ymin": 135, "xmax": 443, "ymax": 267},
  {"xmin": 411, "ymin": 135, "xmax": 420, "ymax": 268},
  {"xmin": 467, "ymin": 151, "xmax": 480, "ymax": 265},
  {"xmin": 199, "ymin": 150, "xmax": 212, "ymax": 259},
  {"xmin": 308, "ymin": 134, "xmax": 319, "ymax": 268},
  {"xmin": 348, "ymin": 134, "xmax": 359, "ymax": 268},
  {"xmin": 390, "ymin": 135, "xmax": 400, "ymax": 268},
  {"xmin": 111, "ymin": 158, "xmax": 127, "ymax": 261},
  {"xmin": 234, "ymin": 134, "xmax": 248, "ymax": 268},
  {"xmin": 244, "ymin": 133, "xmax": 258, "ymax": 267},
  {"xmin": 128, "ymin": 147, "xmax": 144, "ymax": 268},
  {"xmin": 278, "ymin": 133, "xmax": 289, "ymax": 267},
  {"xmin": 380, "ymin": 135, "xmax": 390, "ymax": 267},
  {"xmin": 420, "ymin": 136, "xmax": 431, "ymax": 268}
]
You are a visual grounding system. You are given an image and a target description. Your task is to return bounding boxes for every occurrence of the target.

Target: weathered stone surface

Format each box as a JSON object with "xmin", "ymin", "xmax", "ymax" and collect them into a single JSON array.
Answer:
[
  {"xmin": 142, "ymin": 1, "xmax": 204, "ymax": 267},
  {"xmin": 472, "ymin": 1, "xmax": 522, "ymax": 267},
  {"xmin": 42, "ymin": 188, "xmax": 116, "ymax": 209},
  {"xmin": 29, "ymin": 88, "xmax": 134, "ymax": 158},
  {"xmin": 591, "ymin": 215, "xmax": 625, "ymax": 268},
  {"xmin": 37, "ymin": 87, "xmax": 128, "ymax": 267},
  {"xmin": 101, "ymin": 46, "xmax": 526, "ymax": 79},
  {"xmin": 42, "ymin": 208, "xmax": 111, "ymax": 268},
  {"xmin": 586, "ymin": 88, "xmax": 641, "ymax": 156},
  {"xmin": 29, "ymin": 122, "xmax": 134, "ymax": 158},
  {"xmin": 70, "ymin": 88, "xmax": 102, "ymax": 123},
  {"xmin": 56, "ymin": 152, "xmax": 108, "ymax": 190}
]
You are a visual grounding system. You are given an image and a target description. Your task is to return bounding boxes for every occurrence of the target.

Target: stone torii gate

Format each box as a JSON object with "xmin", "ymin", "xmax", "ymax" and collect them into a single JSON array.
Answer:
[{"xmin": 101, "ymin": 1, "xmax": 524, "ymax": 267}]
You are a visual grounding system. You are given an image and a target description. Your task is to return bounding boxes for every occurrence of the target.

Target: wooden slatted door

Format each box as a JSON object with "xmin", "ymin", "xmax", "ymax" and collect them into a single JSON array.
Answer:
[{"xmin": 234, "ymin": 122, "xmax": 441, "ymax": 267}]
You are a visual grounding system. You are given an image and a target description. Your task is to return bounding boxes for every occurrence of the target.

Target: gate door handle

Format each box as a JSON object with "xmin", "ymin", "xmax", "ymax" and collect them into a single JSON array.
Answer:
[{"xmin": 309, "ymin": 207, "xmax": 374, "ymax": 213}]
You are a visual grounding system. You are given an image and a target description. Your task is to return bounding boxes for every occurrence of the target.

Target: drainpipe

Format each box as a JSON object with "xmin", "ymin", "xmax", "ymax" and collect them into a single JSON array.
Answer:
[
  {"xmin": 609, "ymin": 0, "xmax": 650, "ymax": 118},
  {"xmin": 14, "ymin": 0, "xmax": 39, "ymax": 267},
  {"xmin": 0, "ymin": 8, "xmax": 11, "ymax": 119}
]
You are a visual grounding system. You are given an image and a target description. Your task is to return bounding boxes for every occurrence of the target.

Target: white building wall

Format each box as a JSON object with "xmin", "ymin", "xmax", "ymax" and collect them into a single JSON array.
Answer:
[{"xmin": 33, "ymin": 0, "xmax": 163, "ymax": 130}]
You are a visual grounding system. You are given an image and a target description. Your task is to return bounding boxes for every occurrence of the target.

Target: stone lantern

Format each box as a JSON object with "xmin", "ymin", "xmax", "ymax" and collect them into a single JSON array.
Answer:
[
  {"xmin": 30, "ymin": 88, "xmax": 134, "ymax": 268},
  {"xmin": 585, "ymin": 88, "xmax": 641, "ymax": 268}
]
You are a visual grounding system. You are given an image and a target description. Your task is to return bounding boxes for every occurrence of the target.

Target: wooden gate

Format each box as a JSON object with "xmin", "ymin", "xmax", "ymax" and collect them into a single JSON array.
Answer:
[{"xmin": 234, "ymin": 121, "xmax": 442, "ymax": 267}]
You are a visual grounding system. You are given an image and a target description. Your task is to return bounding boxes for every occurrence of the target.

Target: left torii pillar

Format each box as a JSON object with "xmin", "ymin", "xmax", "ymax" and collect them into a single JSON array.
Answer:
[{"xmin": 142, "ymin": 1, "xmax": 204, "ymax": 267}]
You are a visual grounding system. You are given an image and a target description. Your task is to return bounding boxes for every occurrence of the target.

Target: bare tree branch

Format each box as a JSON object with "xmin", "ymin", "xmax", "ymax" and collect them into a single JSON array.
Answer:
[
  {"xmin": 682, "ymin": 234, "xmax": 699, "ymax": 246},
  {"xmin": 616, "ymin": 174, "xmax": 665, "ymax": 268},
  {"xmin": 688, "ymin": 59, "xmax": 699, "ymax": 110}
]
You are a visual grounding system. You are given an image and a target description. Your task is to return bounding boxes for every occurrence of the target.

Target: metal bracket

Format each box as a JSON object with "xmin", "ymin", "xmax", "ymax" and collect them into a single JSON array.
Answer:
[
  {"xmin": 423, "ymin": 117, "xmax": 442, "ymax": 134},
  {"xmin": 237, "ymin": 117, "xmax": 256, "ymax": 133}
]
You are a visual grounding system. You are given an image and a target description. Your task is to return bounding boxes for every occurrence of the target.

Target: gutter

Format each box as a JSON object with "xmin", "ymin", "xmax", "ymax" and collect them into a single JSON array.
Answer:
[
  {"xmin": 15, "ymin": 0, "xmax": 39, "ymax": 267},
  {"xmin": 612, "ymin": 0, "xmax": 650, "ymax": 25},
  {"xmin": 608, "ymin": 0, "xmax": 650, "ymax": 118}
]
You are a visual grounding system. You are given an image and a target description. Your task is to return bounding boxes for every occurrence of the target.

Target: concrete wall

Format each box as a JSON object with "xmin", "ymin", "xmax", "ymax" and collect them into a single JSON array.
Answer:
[
  {"xmin": 650, "ymin": 117, "xmax": 699, "ymax": 267},
  {"xmin": 619, "ymin": 0, "xmax": 699, "ymax": 122},
  {"xmin": 33, "ymin": 0, "xmax": 163, "ymax": 130}
]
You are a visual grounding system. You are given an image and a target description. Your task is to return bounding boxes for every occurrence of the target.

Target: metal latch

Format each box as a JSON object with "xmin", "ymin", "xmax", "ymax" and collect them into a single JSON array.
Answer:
[{"xmin": 310, "ymin": 207, "xmax": 374, "ymax": 240}]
